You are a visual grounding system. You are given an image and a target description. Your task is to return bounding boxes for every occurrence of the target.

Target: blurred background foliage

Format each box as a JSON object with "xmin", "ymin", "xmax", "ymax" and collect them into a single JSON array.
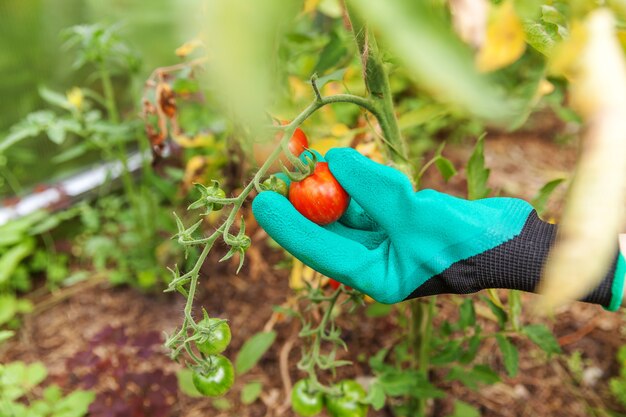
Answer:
[{"xmin": 0, "ymin": 0, "xmax": 197, "ymax": 193}]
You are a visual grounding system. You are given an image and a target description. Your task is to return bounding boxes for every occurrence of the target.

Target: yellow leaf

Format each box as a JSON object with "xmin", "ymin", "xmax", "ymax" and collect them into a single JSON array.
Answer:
[
  {"xmin": 475, "ymin": 0, "xmax": 526, "ymax": 72},
  {"xmin": 548, "ymin": 21, "xmax": 587, "ymax": 80},
  {"xmin": 173, "ymin": 132, "xmax": 216, "ymax": 148},
  {"xmin": 355, "ymin": 142, "xmax": 385, "ymax": 164},
  {"xmin": 310, "ymin": 137, "xmax": 343, "ymax": 154},
  {"xmin": 536, "ymin": 10, "xmax": 626, "ymax": 313},
  {"xmin": 183, "ymin": 155, "xmax": 207, "ymax": 188},
  {"xmin": 66, "ymin": 87, "xmax": 84, "ymax": 110},
  {"xmin": 303, "ymin": 0, "xmax": 320, "ymax": 14},
  {"xmin": 175, "ymin": 38, "xmax": 204, "ymax": 58},
  {"xmin": 289, "ymin": 259, "xmax": 318, "ymax": 289},
  {"xmin": 330, "ymin": 123, "xmax": 350, "ymax": 137}
]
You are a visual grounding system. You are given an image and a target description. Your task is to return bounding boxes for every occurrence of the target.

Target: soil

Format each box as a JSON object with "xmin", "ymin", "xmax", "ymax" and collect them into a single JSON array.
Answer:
[{"xmin": 2, "ymin": 126, "xmax": 625, "ymax": 417}]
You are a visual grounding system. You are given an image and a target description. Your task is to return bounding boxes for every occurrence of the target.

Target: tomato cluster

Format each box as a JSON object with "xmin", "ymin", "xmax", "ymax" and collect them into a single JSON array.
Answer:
[
  {"xmin": 291, "ymin": 379, "xmax": 369, "ymax": 417},
  {"xmin": 192, "ymin": 317, "xmax": 235, "ymax": 397}
]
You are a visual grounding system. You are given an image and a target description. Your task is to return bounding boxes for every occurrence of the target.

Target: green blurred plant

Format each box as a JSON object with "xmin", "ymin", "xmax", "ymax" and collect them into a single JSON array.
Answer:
[
  {"xmin": 0, "ymin": 209, "xmax": 83, "ymax": 330},
  {"xmin": 0, "ymin": 23, "xmax": 182, "ymax": 290},
  {"xmin": 0, "ymin": 361, "xmax": 94, "ymax": 417}
]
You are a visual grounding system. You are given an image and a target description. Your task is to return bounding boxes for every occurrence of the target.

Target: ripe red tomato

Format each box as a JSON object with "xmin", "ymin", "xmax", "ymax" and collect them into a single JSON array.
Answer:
[
  {"xmin": 328, "ymin": 278, "xmax": 351, "ymax": 291},
  {"xmin": 289, "ymin": 162, "xmax": 350, "ymax": 225},
  {"xmin": 253, "ymin": 121, "xmax": 309, "ymax": 169}
]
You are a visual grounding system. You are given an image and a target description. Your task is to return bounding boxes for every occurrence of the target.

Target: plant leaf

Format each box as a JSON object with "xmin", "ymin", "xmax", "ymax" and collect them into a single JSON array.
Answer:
[
  {"xmin": 241, "ymin": 381, "xmax": 263, "ymax": 404},
  {"xmin": 522, "ymin": 324, "xmax": 561, "ymax": 356},
  {"xmin": 496, "ymin": 334, "xmax": 519, "ymax": 377},
  {"xmin": 466, "ymin": 135, "xmax": 491, "ymax": 200},
  {"xmin": 435, "ymin": 156, "xmax": 457, "ymax": 183},
  {"xmin": 235, "ymin": 331, "xmax": 277, "ymax": 374},
  {"xmin": 531, "ymin": 178, "xmax": 565, "ymax": 216}
]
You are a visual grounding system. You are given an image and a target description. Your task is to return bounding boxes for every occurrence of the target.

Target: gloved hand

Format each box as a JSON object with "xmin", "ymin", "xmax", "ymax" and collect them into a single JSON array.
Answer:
[{"xmin": 253, "ymin": 147, "xmax": 623, "ymax": 309}]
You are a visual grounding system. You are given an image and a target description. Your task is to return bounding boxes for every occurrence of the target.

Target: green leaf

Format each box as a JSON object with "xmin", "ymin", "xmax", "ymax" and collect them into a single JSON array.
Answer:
[
  {"xmin": 39, "ymin": 86, "xmax": 71, "ymax": 110},
  {"xmin": 314, "ymin": 30, "xmax": 348, "ymax": 75},
  {"xmin": 398, "ymin": 104, "xmax": 448, "ymax": 130},
  {"xmin": 235, "ymin": 331, "xmax": 277, "ymax": 375},
  {"xmin": 213, "ymin": 398, "xmax": 232, "ymax": 410},
  {"xmin": 522, "ymin": 21, "xmax": 557, "ymax": 56},
  {"xmin": 25, "ymin": 362, "xmax": 48, "ymax": 388},
  {"xmin": 531, "ymin": 178, "xmax": 565, "ymax": 216},
  {"xmin": 240, "ymin": 381, "xmax": 263, "ymax": 405},
  {"xmin": 430, "ymin": 341, "xmax": 462, "ymax": 365},
  {"xmin": 435, "ymin": 156, "xmax": 457, "ymax": 183},
  {"xmin": 379, "ymin": 370, "xmax": 444, "ymax": 398},
  {"xmin": 447, "ymin": 400, "xmax": 481, "ymax": 417},
  {"xmin": 366, "ymin": 381, "xmax": 387, "ymax": 410},
  {"xmin": 446, "ymin": 365, "xmax": 500, "ymax": 390},
  {"xmin": 44, "ymin": 385, "xmax": 63, "ymax": 403},
  {"xmin": 52, "ymin": 390, "xmax": 95, "ymax": 417},
  {"xmin": 366, "ymin": 303, "xmax": 393, "ymax": 318},
  {"xmin": 0, "ymin": 211, "xmax": 48, "ymax": 246},
  {"xmin": 466, "ymin": 135, "xmax": 491, "ymax": 200},
  {"xmin": 459, "ymin": 332, "xmax": 482, "ymax": 364},
  {"xmin": 0, "ymin": 125, "xmax": 40, "ymax": 153},
  {"xmin": 172, "ymin": 78, "xmax": 200, "ymax": 95},
  {"xmin": 315, "ymin": 68, "xmax": 347, "ymax": 90},
  {"xmin": 177, "ymin": 369, "xmax": 203, "ymax": 397},
  {"xmin": 458, "ymin": 299, "xmax": 476, "ymax": 329},
  {"xmin": 482, "ymin": 296, "xmax": 508, "ymax": 330},
  {"xmin": 522, "ymin": 324, "xmax": 561, "ymax": 356},
  {"xmin": 496, "ymin": 334, "xmax": 519, "ymax": 377},
  {"xmin": 0, "ymin": 295, "xmax": 17, "ymax": 326},
  {"xmin": 0, "ymin": 330, "xmax": 15, "ymax": 344},
  {"xmin": 0, "ymin": 239, "xmax": 35, "ymax": 285}
]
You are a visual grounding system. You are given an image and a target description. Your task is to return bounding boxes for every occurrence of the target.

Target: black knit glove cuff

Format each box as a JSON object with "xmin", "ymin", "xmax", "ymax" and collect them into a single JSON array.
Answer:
[{"xmin": 408, "ymin": 211, "xmax": 619, "ymax": 308}]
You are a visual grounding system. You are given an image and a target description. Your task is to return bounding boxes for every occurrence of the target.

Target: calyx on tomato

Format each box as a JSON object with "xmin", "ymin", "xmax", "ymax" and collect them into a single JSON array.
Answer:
[{"xmin": 188, "ymin": 180, "xmax": 227, "ymax": 213}]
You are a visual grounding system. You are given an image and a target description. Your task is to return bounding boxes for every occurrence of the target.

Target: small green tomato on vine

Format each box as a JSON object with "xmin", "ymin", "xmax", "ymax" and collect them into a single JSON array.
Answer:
[
  {"xmin": 192, "ymin": 354, "xmax": 235, "ymax": 397},
  {"xmin": 195, "ymin": 315, "xmax": 232, "ymax": 356},
  {"xmin": 291, "ymin": 379, "xmax": 325, "ymax": 416}
]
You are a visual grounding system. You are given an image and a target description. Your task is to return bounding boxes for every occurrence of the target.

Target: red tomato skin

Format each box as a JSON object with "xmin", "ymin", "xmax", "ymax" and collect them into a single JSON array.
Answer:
[
  {"xmin": 289, "ymin": 162, "xmax": 350, "ymax": 225},
  {"xmin": 328, "ymin": 278, "xmax": 351, "ymax": 291},
  {"xmin": 281, "ymin": 121, "xmax": 309, "ymax": 157}
]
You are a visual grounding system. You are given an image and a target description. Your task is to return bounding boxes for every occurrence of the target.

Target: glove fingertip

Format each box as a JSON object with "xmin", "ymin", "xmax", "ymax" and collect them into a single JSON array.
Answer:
[{"xmin": 252, "ymin": 191, "xmax": 287, "ymax": 220}]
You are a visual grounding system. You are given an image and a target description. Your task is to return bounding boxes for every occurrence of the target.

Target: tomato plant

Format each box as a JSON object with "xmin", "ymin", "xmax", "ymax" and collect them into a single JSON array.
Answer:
[
  {"xmin": 291, "ymin": 379, "xmax": 324, "ymax": 417},
  {"xmin": 192, "ymin": 354, "xmax": 235, "ymax": 397},
  {"xmin": 289, "ymin": 162, "xmax": 350, "ymax": 225}
]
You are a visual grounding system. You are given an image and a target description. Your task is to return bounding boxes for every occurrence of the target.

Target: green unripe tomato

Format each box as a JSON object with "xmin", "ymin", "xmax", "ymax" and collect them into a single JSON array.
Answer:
[
  {"xmin": 291, "ymin": 379, "xmax": 324, "ymax": 416},
  {"xmin": 192, "ymin": 354, "xmax": 234, "ymax": 397},
  {"xmin": 262, "ymin": 175, "xmax": 289, "ymax": 198},
  {"xmin": 196, "ymin": 317, "xmax": 231, "ymax": 355},
  {"xmin": 209, "ymin": 187, "xmax": 226, "ymax": 211},
  {"xmin": 325, "ymin": 380, "xmax": 369, "ymax": 417}
]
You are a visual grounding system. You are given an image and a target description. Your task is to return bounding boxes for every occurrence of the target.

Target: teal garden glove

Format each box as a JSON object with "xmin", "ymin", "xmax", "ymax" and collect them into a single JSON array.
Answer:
[{"xmin": 253, "ymin": 148, "xmax": 625, "ymax": 310}]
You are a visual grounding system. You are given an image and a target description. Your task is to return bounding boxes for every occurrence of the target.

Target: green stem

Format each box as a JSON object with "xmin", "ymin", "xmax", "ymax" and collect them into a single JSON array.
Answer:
[
  {"xmin": 344, "ymin": 2, "xmax": 409, "ymax": 172},
  {"xmin": 99, "ymin": 65, "xmax": 119, "ymax": 124}
]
